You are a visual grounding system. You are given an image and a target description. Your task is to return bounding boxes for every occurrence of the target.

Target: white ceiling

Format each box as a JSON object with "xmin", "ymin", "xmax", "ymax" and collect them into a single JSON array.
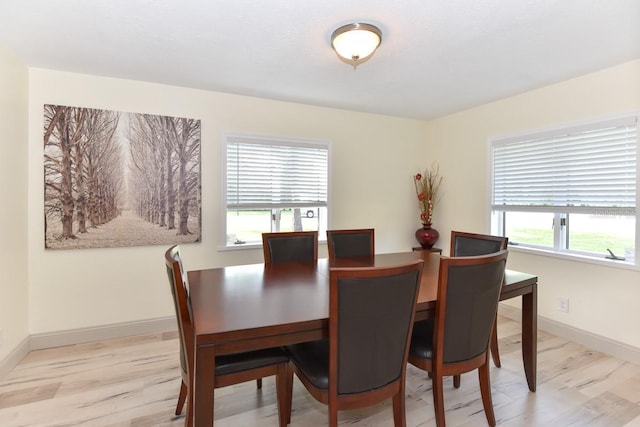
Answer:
[{"xmin": 1, "ymin": 0, "xmax": 639, "ymax": 120}]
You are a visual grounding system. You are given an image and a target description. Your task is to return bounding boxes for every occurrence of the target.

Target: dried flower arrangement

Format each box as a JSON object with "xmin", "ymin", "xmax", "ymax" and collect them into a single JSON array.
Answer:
[{"xmin": 413, "ymin": 163, "xmax": 443, "ymax": 225}]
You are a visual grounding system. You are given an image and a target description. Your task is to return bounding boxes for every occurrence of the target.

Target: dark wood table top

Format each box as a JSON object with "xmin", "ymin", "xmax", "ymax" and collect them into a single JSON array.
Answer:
[{"xmin": 187, "ymin": 251, "xmax": 536, "ymax": 346}]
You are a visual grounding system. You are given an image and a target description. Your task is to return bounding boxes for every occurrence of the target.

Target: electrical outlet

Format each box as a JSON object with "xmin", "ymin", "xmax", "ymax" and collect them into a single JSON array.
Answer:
[{"xmin": 557, "ymin": 297, "xmax": 570, "ymax": 313}]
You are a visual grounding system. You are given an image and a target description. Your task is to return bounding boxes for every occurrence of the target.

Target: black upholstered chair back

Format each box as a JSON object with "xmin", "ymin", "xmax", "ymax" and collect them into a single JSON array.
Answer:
[
  {"xmin": 165, "ymin": 245, "xmax": 193, "ymax": 379},
  {"xmin": 450, "ymin": 231, "xmax": 508, "ymax": 257},
  {"xmin": 262, "ymin": 231, "xmax": 318, "ymax": 265},
  {"xmin": 438, "ymin": 251, "xmax": 508, "ymax": 364},
  {"xmin": 332, "ymin": 260, "xmax": 423, "ymax": 395},
  {"xmin": 326, "ymin": 228, "xmax": 374, "ymax": 261}
]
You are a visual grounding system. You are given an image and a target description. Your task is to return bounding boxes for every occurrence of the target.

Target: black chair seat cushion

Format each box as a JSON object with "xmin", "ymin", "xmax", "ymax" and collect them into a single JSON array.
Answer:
[
  {"xmin": 409, "ymin": 319, "xmax": 435, "ymax": 360},
  {"xmin": 286, "ymin": 339, "xmax": 330, "ymax": 390},
  {"xmin": 215, "ymin": 347, "xmax": 289, "ymax": 376}
]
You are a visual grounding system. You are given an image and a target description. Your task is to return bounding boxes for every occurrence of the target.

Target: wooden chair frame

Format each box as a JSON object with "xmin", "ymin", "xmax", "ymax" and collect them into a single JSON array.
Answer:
[
  {"xmin": 326, "ymin": 228, "xmax": 375, "ymax": 263},
  {"xmin": 286, "ymin": 260, "xmax": 424, "ymax": 426},
  {"xmin": 450, "ymin": 230, "xmax": 508, "ymax": 381},
  {"xmin": 165, "ymin": 245, "xmax": 289, "ymax": 427},
  {"xmin": 450, "ymin": 231, "xmax": 508, "ymax": 257},
  {"xmin": 409, "ymin": 250, "xmax": 508, "ymax": 427},
  {"xmin": 262, "ymin": 230, "xmax": 318, "ymax": 265}
]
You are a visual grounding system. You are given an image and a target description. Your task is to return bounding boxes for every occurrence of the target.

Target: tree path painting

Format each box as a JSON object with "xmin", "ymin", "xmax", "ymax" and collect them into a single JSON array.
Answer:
[{"xmin": 44, "ymin": 105, "xmax": 201, "ymax": 249}]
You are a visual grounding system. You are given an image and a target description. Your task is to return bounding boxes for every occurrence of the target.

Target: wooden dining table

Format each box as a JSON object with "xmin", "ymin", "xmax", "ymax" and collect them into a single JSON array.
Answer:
[{"xmin": 187, "ymin": 250, "xmax": 538, "ymax": 426}]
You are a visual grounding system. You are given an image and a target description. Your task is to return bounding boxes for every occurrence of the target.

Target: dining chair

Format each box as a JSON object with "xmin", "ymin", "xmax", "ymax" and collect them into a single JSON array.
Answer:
[
  {"xmin": 326, "ymin": 228, "xmax": 375, "ymax": 262},
  {"xmin": 450, "ymin": 230, "xmax": 508, "ymax": 257},
  {"xmin": 285, "ymin": 259, "xmax": 424, "ymax": 426},
  {"xmin": 450, "ymin": 230, "xmax": 508, "ymax": 384},
  {"xmin": 409, "ymin": 250, "xmax": 508, "ymax": 427},
  {"xmin": 164, "ymin": 245, "xmax": 290, "ymax": 427},
  {"xmin": 262, "ymin": 230, "xmax": 318, "ymax": 265}
]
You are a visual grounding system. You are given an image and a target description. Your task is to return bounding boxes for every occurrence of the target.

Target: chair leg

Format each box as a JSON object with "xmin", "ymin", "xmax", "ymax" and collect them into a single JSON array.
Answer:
[
  {"xmin": 453, "ymin": 375, "xmax": 460, "ymax": 389},
  {"xmin": 490, "ymin": 322, "xmax": 501, "ymax": 368},
  {"xmin": 275, "ymin": 364, "xmax": 288, "ymax": 427},
  {"xmin": 478, "ymin": 360, "xmax": 496, "ymax": 426},
  {"xmin": 392, "ymin": 389, "xmax": 407, "ymax": 427},
  {"xmin": 432, "ymin": 371, "xmax": 446, "ymax": 427},
  {"xmin": 257, "ymin": 378, "xmax": 263, "ymax": 389},
  {"xmin": 184, "ymin": 384, "xmax": 194, "ymax": 427},
  {"xmin": 328, "ymin": 383, "xmax": 338, "ymax": 427},
  {"xmin": 175, "ymin": 381, "xmax": 187, "ymax": 415},
  {"xmin": 285, "ymin": 364, "xmax": 294, "ymax": 424},
  {"xmin": 329, "ymin": 406, "xmax": 338, "ymax": 427}
]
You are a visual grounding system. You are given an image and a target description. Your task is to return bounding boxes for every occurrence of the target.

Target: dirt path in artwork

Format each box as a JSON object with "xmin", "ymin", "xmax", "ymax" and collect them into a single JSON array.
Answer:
[{"xmin": 46, "ymin": 209, "xmax": 200, "ymax": 250}]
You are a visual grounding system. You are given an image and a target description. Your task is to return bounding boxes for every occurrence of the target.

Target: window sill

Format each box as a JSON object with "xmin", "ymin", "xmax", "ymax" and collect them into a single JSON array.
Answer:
[
  {"xmin": 508, "ymin": 245, "xmax": 638, "ymax": 271},
  {"xmin": 218, "ymin": 240, "xmax": 327, "ymax": 252},
  {"xmin": 218, "ymin": 243, "xmax": 262, "ymax": 251}
]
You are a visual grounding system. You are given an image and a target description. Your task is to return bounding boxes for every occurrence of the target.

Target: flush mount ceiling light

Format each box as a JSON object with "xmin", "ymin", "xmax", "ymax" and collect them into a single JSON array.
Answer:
[{"xmin": 331, "ymin": 23, "xmax": 382, "ymax": 68}]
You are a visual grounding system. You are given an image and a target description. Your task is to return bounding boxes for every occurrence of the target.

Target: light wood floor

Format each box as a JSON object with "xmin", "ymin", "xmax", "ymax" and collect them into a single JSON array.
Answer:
[{"xmin": 1, "ymin": 316, "xmax": 639, "ymax": 427}]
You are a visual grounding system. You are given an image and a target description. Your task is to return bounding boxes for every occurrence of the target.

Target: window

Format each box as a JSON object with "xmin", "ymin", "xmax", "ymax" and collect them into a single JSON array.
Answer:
[
  {"xmin": 491, "ymin": 114, "xmax": 638, "ymax": 264},
  {"xmin": 223, "ymin": 133, "xmax": 329, "ymax": 247}
]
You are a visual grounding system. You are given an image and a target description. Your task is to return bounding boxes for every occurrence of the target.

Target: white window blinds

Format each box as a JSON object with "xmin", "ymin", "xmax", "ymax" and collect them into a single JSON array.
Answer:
[
  {"xmin": 492, "ymin": 116, "xmax": 638, "ymax": 215},
  {"xmin": 226, "ymin": 135, "xmax": 328, "ymax": 209}
]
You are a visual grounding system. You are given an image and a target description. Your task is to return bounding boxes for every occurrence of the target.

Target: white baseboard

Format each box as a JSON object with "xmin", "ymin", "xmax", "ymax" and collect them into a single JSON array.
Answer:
[
  {"xmin": 30, "ymin": 316, "xmax": 176, "ymax": 350},
  {"xmin": 0, "ymin": 337, "xmax": 30, "ymax": 380},
  {"xmin": 499, "ymin": 305, "xmax": 640, "ymax": 366},
  {"xmin": 0, "ymin": 316, "xmax": 178, "ymax": 379},
  {"xmin": 3, "ymin": 310, "xmax": 640, "ymax": 382},
  {"xmin": 0, "ymin": 316, "xmax": 176, "ymax": 381}
]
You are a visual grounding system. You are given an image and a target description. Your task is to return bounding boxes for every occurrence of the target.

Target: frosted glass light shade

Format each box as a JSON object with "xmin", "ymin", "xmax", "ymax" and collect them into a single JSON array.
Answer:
[{"xmin": 331, "ymin": 23, "xmax": 382, "ymax": 67}]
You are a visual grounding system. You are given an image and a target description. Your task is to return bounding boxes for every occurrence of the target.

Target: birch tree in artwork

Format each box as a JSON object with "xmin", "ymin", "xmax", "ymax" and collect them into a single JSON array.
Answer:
[{"xmin": 175, "ymin": 117, "xmax": 200, "ymax": 235}]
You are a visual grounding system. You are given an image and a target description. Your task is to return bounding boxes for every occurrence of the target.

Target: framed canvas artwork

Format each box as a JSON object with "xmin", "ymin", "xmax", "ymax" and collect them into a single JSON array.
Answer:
[{"xmin": 44, "ymin": 105, "xmax": 201, "ymax": 249}]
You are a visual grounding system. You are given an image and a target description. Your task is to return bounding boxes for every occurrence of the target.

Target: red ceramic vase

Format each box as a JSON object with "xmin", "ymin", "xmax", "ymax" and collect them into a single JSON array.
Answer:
[{"xmin": 415, "ymin": 223, "xmax": 439, "ymax": 249}]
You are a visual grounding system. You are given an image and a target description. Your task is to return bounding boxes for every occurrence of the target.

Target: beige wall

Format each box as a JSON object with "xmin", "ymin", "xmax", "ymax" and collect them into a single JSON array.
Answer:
[
  {"xmin": 5, "ymin": 56, "xmax": 640, "ymax": 356},
  {"xmin": 0, "ymin": 46, "xmax": 29, "ymax": 361},
  {"xmin": 27, "ymin": 69, "xmax": 428, "ymax": 334},
  {"xmin": 426, "ymin": 59, "xmax": 640, "ymax": 347}
]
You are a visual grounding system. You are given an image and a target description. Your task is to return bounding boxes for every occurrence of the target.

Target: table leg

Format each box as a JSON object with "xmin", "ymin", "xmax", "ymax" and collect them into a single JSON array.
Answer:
[
  {"xmin": 521, "ymin": 284, "xmax": 537, "ymax": 391},
  {"xmin": 195, "ymin": 344, "xmax": 216, "ymax": 426}
]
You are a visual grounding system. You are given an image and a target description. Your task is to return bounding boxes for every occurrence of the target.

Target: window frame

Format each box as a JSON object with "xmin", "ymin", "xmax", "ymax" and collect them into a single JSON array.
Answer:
[
  {"xmin": 489, "ymin": 113, "xmax": 639, "ymax": 269},
  {"xmin": 220, "ymin": 132, "xmax": 331, "ymax": 250}
]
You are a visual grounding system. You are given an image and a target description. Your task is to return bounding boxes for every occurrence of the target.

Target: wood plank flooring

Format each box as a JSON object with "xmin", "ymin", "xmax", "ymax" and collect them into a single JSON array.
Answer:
[{"xmin": 0, "ymin": 316, "xmax": 639, "ymax": 426}]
